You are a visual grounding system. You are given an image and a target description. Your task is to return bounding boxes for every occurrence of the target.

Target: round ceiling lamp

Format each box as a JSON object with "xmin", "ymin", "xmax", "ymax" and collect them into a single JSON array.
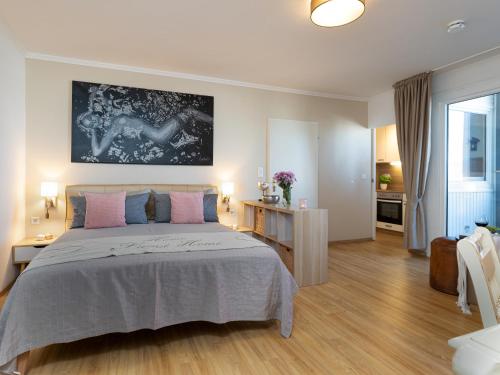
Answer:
[{"xmin": 310, "ymin": 0, "xmax": 365, "ymax": 27}]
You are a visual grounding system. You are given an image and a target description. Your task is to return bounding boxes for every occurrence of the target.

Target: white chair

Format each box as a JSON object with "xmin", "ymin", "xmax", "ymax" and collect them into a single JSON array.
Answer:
[{"xmin": 457, "ymin": 227, "xmax": 500, "ymax": 328}]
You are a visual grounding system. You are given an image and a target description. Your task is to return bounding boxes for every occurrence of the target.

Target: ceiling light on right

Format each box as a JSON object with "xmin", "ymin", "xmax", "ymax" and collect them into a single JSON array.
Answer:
[{"xmin": 310, "ymin": 0, "xmax": 365, "ymax": 27}]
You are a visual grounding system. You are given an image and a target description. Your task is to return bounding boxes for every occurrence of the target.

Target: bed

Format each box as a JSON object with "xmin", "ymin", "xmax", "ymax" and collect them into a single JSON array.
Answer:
[{"xmin": 0, "ymin": 184, "xmax": 298, "ymax": 374}]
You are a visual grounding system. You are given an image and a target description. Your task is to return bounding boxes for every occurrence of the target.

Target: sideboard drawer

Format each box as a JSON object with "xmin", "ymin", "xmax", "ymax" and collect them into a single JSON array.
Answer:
[
  {"xmin": 255, "ymin": 207, "xmax": 265, "ymax": 235},
  {"xmin": 279, "ymin": 245, "xmax": 294, "ymax": 274},
  {"xmin": 13, "ymin": 246, "xmax": 43, "ymax": 263}
]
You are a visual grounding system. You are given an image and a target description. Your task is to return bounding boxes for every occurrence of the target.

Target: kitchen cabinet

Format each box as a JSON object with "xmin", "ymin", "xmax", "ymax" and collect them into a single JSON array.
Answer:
[{"xmin": 376, "ymin": 124, "xmax": 400, "ymax": 163}]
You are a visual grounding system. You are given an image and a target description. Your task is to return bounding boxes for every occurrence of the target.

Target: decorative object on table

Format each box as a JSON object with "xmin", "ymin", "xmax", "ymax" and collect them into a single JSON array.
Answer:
[
  {"xmin": 273, "ymin": 171, "xmax": 296, "ymax": 206},
  {"xmin": 257, "ymin": 181, "xmax": 280, "ymax": 204},
  {"xmin": 40, "ymin": 181, "xmax": 58, "ymax": 219},
  {"xmin": 36, "ymin": 233, "xmax": 55, "ymax": 241},
  {"xmin": 71, "ymin": 81, "xmax": 214, "ymax": 166},
  {"xmin": 299, "ymin": 198, "xmax": 308, "ymax": 209},
  {"xmin": 221, "ymin": 182, "xmax": 235, "ymax": 212},
  {"xmin": 379, "ymin": 173, "xmax": 392, "ymax": 190},
  {"xmin": 262, "ymin": 195, "xmax": 280, "ymax": 204},
  {"xmin": 475, "ymin": 216, "xmax": 489, "ymax": 228},
  {"xmin": 257, "ymin": 181, "xmax": 270, "ymax": 198}
]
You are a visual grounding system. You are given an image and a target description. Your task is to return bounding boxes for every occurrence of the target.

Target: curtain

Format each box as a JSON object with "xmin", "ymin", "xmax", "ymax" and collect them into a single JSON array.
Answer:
[{"xmin": 393, "ymin": 72, "xmax": 432, "ymax": 251}]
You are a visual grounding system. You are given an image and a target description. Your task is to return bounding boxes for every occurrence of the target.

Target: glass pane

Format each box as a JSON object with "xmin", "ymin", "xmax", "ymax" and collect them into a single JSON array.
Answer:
[{"xmin": 447, "ymin": 94, "xmax": 497, "ymax": 238}]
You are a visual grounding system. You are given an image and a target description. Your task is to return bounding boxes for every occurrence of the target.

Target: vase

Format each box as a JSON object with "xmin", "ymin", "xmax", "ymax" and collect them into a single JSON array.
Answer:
[
  {"xmin": 380, "ymin": 183, "xmax": 388, "ymax": 190},
  {"xmin": 282, "ymin": 186, "xmax": 292, "ymax": 206}
]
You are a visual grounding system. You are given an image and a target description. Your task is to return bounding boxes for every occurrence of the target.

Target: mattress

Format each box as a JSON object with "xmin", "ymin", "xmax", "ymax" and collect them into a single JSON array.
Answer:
[{"xmin": 0, "ymin": 223, "xmax": 298, "ymax": 374}]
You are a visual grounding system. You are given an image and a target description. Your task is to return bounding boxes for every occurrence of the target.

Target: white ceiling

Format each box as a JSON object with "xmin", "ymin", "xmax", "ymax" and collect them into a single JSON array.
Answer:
[{"xmin": 1, "ymin": 0, "xmax": 500, "ymax": 98}]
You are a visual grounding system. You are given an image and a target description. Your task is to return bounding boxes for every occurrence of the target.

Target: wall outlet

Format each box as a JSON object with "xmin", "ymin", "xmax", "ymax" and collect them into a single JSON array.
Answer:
[
  {"xmin": 257, "ymin": 167, "xmax": 264, "ymax": 178},
  {"xmin": 31, "ymin": 216, "xmax": 40, "ymax": 225}
]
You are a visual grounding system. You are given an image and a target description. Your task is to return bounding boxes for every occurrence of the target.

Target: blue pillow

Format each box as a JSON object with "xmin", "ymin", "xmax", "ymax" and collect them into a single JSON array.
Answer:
[
  {"xmin": 125, "ymin": 192, "xmax": 149, "ymax": 224},
  {"xmin": 69, "ymin": 195, "xmax": 86, "ymax": 228},
  {"xmin": 154, "ymin": 193, "xmax": 171, "ymax": 223},
  {"xmin": 204, "ymin": 194, "xmax": 219, "ymax": 222}
]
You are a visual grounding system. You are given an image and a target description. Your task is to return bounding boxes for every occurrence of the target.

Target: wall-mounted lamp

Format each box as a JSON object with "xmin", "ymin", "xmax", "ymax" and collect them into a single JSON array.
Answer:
[
  {"xmin": 221, "ymin": 182, "xmax": 235, "ymax": 212},
  {"xmin": 41, "ymin": 181, "xmax": 58, "ymax": 219}
]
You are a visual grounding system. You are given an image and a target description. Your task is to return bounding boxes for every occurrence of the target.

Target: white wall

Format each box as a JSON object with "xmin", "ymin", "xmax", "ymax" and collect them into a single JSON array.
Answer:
[
  {"xmin": 25, "ymin": 59, "xmax": 370, "ymax": 241},
  {"xmin": 368, "ymin": 89, "xmax": 395, "ymax": 128},
  {"xmin": 427, "ymin": 52, "xmax": 500, "ymax": 251},
  {"xmin": 0, "ymin": 22, "xmax": 25, "ymax": 289},
  {"xmin": 268, "ymin": 119, "xmax": 319, "ymax": 208}
]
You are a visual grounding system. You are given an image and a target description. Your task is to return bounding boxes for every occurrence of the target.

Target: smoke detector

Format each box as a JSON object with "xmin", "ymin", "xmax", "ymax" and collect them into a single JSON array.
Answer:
[{"xmin": 447, "ymin": 20, "xmax": 466, "ymax": 33}]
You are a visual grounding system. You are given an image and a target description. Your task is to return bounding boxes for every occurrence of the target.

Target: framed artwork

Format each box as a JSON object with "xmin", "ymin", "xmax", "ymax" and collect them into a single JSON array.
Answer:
[{"xmin": 71, "ymin": 81, "xmax": 214, "ymax": 165}]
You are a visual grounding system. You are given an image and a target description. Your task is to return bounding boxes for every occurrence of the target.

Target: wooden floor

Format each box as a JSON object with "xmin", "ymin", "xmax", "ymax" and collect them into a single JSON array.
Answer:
[{"xmin": 7, "ymin": 231, "xmax": 482, "ymax": 374}]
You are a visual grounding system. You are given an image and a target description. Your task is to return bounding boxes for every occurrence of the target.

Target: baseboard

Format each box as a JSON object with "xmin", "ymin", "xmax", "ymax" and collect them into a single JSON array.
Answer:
[{"xmin": 376, "ymin": 228, "xmax": 404, "ymax": 236}]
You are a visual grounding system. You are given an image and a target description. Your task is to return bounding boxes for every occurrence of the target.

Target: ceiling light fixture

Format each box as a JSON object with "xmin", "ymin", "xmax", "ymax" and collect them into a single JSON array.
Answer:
[
  {"xmin": 447, "ymin": 20, "xmax": 466, "ymax": 33},
  {"xmin": 311, "ymin": 0, "xmax": 365, "ymax": 27}
]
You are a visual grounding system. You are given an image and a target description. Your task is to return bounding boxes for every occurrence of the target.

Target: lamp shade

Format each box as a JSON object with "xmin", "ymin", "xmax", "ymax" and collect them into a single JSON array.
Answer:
[
  {"xmin": 311, "ymin": 0, "xmax": 365, "ymax": 27},
  {"xmin": 221, "ymin": 182, "xmax": 235, "ymax": 196},
  {"xmin": 40, "ymin": 182, "xmax": 58, "ymax": 197}
]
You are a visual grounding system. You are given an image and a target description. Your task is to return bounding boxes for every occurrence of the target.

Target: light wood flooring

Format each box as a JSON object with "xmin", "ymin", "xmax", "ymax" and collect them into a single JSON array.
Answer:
[{"xmin": 4, "ymin": 231, "xmax": 482, "ymax": 374}]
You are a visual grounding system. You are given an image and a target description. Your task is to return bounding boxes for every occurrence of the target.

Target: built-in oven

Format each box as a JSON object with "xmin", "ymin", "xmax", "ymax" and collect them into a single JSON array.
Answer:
[{"xmin": 376, "ymin": 191, "xmax": 406, "ymax": 232}]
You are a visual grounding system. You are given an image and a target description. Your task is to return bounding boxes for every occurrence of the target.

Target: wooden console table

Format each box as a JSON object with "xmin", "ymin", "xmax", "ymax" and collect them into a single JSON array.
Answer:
[{"xmin": 242, "ymin": 201, "xmax": 328, "ymax": 287}]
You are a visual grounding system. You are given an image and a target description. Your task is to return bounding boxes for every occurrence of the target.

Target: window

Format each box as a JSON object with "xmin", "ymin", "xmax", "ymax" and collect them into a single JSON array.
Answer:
[{"xmin": 447, "ymin": 94, "xmax": 498, "ymax": 237}]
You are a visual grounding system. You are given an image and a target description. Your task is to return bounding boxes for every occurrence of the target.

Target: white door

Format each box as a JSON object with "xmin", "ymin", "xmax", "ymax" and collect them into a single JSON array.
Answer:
[{"xmin": 268, "ymin": 119, "xmax": 319, "ymax": 208}]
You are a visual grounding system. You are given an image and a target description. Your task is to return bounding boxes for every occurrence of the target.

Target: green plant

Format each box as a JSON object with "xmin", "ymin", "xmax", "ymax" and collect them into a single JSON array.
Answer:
[
  {"xmin": 486, "ymin": 225, "xmax": 500, "ymax": 234},
  {"xmin": 379, "ymin": 174, "xmax": 392, "ymax": 184}
]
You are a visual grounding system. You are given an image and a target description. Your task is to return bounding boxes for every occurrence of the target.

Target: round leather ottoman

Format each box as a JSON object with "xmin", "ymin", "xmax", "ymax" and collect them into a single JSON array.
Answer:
[{"xmin": 430, "ymin": 236, "xmax": 458, "ymax": 295}]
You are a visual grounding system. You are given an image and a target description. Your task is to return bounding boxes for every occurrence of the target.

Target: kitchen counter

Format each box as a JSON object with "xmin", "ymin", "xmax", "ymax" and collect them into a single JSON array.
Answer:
[{"xmin": 376, "ymin": 188, "xmax": 405, "ymax": 193}]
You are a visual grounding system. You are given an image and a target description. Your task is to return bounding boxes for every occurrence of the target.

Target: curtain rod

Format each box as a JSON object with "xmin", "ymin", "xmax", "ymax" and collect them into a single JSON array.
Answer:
[{"xmin": 432, "ymin": 45, "xmax": 500, "ymax": 72}]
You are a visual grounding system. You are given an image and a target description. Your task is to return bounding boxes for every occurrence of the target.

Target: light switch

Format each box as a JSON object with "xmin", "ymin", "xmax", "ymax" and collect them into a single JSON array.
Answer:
[
  {"xmin": 31, "ymin": 216, "xmax": 40, "ymax": 225},
  {"xmin": 257, "ymin": 167, "xmax": 264, "ymax": 178}
]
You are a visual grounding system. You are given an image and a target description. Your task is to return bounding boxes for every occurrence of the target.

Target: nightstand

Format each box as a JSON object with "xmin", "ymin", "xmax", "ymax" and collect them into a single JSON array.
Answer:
[
  {"xmin": 12, "ymin": 237, "xmax": 57, "ymax": 272},
  {"xmin": 225, "ymin": 225, "xmax": 253, "ymax": 235},
  {"xmin": 235, "ymin": 226, "xmax": 253, "ymax": 234}
]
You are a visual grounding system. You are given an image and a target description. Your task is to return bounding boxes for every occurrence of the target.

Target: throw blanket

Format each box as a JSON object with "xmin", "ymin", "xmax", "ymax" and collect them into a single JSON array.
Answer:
[
  {"xmin": 27, "ymin": 232, "xmax": 267, "ymax": 271},
  {"xmin": 0, "ymin": 226, "xmax": 297, "ymax": 374}
]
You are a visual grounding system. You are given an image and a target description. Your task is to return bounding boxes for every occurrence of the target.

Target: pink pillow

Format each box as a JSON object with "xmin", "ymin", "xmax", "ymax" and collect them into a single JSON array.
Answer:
[
  {"xmin": 170, "ymin": 191, "xmax": 205, "ymax": 224},
  {"xmin": 84, "ymin": 192, "xmax": 127, "ymax": 229}
]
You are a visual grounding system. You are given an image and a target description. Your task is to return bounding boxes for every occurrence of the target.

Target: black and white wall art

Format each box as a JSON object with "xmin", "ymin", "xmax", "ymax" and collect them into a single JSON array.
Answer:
[{"xmin": 71, "ymin": 81, "xmax": 214, "ymax": 165}]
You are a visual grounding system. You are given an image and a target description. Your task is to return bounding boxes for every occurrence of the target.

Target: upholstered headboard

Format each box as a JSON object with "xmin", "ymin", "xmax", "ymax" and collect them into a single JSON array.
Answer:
[{"xmin": 65, "ymin": 184, "xmax": 218, "ymax": 230}]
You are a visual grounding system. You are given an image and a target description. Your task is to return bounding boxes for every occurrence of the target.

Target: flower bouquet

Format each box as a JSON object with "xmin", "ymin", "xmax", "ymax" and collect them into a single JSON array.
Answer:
[{"xmin": 273, "ymin": 171, "xmax": 296, "ymax": 206}]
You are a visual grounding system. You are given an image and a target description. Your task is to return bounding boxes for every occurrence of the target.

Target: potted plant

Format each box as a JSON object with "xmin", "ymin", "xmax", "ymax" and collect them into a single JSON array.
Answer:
[{"xmin": 379, "ymin": 174, "xmax": 392, "ymax": 190}]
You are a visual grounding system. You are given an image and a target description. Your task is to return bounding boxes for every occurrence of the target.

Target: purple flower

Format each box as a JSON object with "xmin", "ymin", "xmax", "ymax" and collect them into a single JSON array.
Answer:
[{"xmin": 273, "ymin": 171, "xmax": 296, "ymax": 189}]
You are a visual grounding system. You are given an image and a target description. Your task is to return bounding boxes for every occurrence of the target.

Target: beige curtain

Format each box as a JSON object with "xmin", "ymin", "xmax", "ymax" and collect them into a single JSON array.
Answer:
[{"xmin": 393, "ymin": 72, "xmax": 432, "ymax": 251}]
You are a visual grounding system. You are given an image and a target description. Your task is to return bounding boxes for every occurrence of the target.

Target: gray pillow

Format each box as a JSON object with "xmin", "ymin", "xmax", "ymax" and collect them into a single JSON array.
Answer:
[
  {"xmin": 69, "ymin": 195, "xmax": 86, "ymax": 228},
  {"xmin": 154, "ymin": 193, "xmax": 171, "ymax": 223},
  {"xmin": 204, "ymin": 194, "xmax": 219, "ymax": 222},
  {"xmin": 125, "ymin": 192, "xmax": 149, "ymax": 224}
]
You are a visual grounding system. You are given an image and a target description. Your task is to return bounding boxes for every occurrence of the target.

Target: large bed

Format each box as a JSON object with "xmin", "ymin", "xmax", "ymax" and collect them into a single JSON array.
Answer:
[{"xmin": 0, "ymin": 184, "xmax": 298, "ymax": 374}]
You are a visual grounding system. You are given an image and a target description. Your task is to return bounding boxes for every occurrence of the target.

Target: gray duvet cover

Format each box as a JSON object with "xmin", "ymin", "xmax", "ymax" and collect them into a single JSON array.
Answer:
[{"xmin": 0, "ymin": 223, "xmax": 298, "ymax": 374}]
